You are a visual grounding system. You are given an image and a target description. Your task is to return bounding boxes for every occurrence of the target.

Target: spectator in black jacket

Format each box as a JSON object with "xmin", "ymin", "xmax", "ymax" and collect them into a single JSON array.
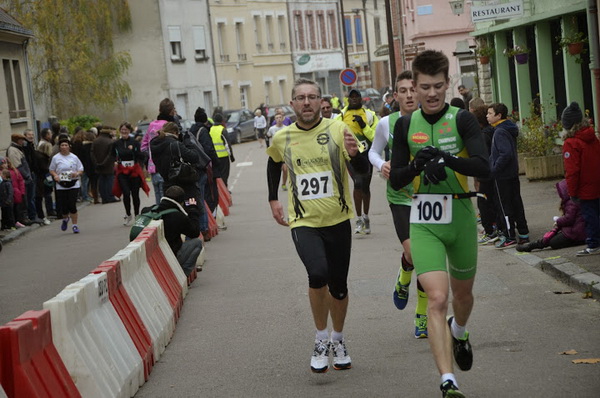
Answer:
[
  {"xmin": 189, "ymin": 108, "xmax": 220, "ymax": 236},
  {"xmin": 141, "ymin": 185, "xmax": 203, "ymax": 276}
]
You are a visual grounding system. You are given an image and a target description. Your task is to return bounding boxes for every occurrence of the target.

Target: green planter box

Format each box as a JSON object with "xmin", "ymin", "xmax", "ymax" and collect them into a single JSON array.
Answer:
[{"xmin": 525, "ymin": 154, "xmax": 564, "ymax": 180}]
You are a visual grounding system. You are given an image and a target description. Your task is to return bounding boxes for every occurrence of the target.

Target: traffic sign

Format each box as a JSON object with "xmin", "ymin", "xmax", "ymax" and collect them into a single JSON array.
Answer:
[{"xmin": 340, "ymin": 68, "xmax": 357, "ymax": 86}]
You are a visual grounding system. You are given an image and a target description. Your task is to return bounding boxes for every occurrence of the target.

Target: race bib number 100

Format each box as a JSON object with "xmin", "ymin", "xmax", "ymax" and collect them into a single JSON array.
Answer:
[
  {"xmin": 297, "ymin": 170, "xmax": 333, "ymax": 200},
  {"xmin": 410, "ymin": 194, "xmax": 452, "ymax": 224}
]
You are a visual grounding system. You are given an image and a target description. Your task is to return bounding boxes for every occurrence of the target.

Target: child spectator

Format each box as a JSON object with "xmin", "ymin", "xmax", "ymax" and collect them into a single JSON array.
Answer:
[
  {"xmin": 1, "ymin": 168, "xmax": 15, "ymax": 230},
  {"xmin": 3, "ymin": 158, "xmax": 26, "ymax": 228},
  {"xmin": 266, "ymin": 113, "xmax": 285, "ymax": 148},
  {"xmin": 561, "ymin": 101, "xmax": 600, "ymax": 256},
  {"xmin": 516, "ymin": 180, "xmax": 586, "ymax": 252}
]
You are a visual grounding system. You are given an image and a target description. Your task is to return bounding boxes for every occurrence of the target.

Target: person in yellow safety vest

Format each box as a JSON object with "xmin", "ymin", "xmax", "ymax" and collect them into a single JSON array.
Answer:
[
  {"xmin": 209, "ymin": 113, "xmax": 235, "ymax": 186},
  {"xmin": 330, "ymin": 93, "xmax": 341, "ymax": 111},
  {"xmin": 335, "ymin": 88, "xmax": 379, "ymax": 235}
]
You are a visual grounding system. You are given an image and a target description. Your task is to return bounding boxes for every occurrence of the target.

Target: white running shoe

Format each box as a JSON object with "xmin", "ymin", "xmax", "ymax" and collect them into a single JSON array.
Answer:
[
  {"xmin": 354, "ymin": 217, "xmax": 365, "ymax": 234},
  {"xmin": 363, "ymin": 215, "xmax": 371, "ymax": 234},
  {"xmin": 310, "ymin": 339, "xmax": 330, "ymax": 373},
  {"xmin": 123, "ymin": 215, "xmax": 133, "ymax": 226},
  {"xmin": 331, "ymin": 339, "xmax": 352, "ymax": 370}
]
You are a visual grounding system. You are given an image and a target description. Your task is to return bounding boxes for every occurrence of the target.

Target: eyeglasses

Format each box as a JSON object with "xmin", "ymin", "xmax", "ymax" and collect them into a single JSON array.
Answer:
[{"xmin": 293, "ymin": 95, "xmax": 321, "ymax": 102}]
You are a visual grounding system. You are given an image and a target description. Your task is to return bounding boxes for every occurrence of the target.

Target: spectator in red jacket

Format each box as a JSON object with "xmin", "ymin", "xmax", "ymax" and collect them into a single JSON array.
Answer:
[{"xmin": 561, "ymin": 101, "xmax": 600, "ymax": 256}]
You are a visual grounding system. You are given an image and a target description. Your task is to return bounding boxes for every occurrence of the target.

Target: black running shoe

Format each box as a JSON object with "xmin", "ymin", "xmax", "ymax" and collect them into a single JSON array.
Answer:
[
  {"xmin": 447, "ymin": 316, "xmax": 473, "ymax": 371},
  {"xmin": 440, "ymin": 380, "xmax": 465, "ymax": 398}
]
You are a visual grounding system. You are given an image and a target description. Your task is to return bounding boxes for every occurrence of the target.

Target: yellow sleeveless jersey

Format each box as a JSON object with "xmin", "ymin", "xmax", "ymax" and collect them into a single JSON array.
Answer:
[{"xmin": 267, "ymin": 118, "xmax": 355, "ymax": 228}]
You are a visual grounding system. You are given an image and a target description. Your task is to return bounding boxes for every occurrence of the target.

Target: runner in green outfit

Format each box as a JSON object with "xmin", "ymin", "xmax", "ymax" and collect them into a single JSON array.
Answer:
[{"xmin": 389, "ymin": 50, "xmax": 490, "ymax": 398}]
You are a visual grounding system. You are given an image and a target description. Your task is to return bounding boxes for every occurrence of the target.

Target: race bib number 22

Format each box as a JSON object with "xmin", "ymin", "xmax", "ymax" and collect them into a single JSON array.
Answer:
[
  {"xmin": 410, "ymin": 194, "xmax": 452, "ymax": 224},
  {"xmin": 297, "ymin": 170, "xmax": 333, "ymax": 200}
]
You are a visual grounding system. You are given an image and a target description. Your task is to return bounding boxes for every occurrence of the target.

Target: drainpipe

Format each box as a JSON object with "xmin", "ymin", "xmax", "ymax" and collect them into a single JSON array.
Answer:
[
  {"xmin": 340, "ymin": 0, "xmax": 350, "ymax": 68},
  {"xmin": 384, "ymin": 0, "xmax": 396, "ymax": 85},
  {"xmin": 362, "ymin": 0, "xmax": 372, "ymax": 87},
  {"xmin": 22, "ymin": 38, "xmax": 38, "ymax": 140},
  {"xmin": 588, "ymin": 0, "xmax": 600, "ymax": 128},
  {"xmin": 206, "ymin": 0, "xmax": 219, "ymax": 107}
]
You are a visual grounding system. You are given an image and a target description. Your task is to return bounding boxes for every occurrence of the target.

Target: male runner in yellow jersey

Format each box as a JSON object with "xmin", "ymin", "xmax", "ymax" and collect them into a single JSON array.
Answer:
[{"xmin": 267, "ymin": 78, "xmax": 368, "ymax": 373}]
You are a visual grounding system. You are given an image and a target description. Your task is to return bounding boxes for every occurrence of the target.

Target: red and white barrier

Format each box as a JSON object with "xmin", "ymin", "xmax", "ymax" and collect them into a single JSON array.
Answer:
[
  {"xmin": 148, "ymin": 220, "xmax": 188, "ymax": 295},
  {"xmin": 109, "ymin": 242, "xmax": 175, "ymax": 362},
  {"xmin": 43, "ymin": 272, "xmax": 144, "ymax": 397},
  {"xmin": 0, "ymin": 310, "xmax": 80, "ymax": 398},
  {"xmin": 91, "ymin": 261, "xmax": 154, "ymax": 381}
]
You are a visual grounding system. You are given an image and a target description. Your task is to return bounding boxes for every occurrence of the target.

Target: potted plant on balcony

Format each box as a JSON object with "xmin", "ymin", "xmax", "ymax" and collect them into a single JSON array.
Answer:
[
  {"xmin": 504, "ymin": 45, "xmax": 530, "ymax": 65},
  {"xmin": 476, "ymin": 44, "xmax": 495, "ymax": 65},
  {"xmin": 556, "ymin": 31, "xmax": 588, "ymax": 62}
]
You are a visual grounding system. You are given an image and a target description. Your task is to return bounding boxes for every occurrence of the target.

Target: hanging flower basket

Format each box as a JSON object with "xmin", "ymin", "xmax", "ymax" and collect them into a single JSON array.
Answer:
[
  {"xmin": 514, "ymin": 53, "xmax": 528, "ymax": 65},
  {"xmin": 479, "ymin": 56, "xmax": 490, "ymax": 65},
  {"xmin": 567, "ymin": 42, "xmax": 584, "ymax": 55}
]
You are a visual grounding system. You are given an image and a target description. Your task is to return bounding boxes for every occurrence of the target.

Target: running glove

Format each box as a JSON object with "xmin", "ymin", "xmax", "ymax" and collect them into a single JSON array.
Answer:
[
  {"xmin": 423, "ymin": 155, "xmax": 447, "ymax": 185},
  {"xmin": 410, "ymin": 145, "xmax": 440, "ymax": 171},
  {"xmin": 353, "ymin": 115, "xmax": 367, "ymax": 129}
]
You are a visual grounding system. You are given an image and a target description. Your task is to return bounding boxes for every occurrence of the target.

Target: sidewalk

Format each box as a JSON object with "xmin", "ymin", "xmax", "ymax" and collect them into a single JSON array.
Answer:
[
  {"xmin": 482, "ymin": 176, "xmax": 600, "ymax": 299},
  {"xmin": 2, "ymin": 177, "xmax": 599, "ymax": 298}
]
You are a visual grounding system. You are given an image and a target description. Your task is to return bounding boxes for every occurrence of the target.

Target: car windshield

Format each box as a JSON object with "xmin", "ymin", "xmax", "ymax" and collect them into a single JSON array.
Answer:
[{"xmin": 226, "ymin": 112, "xmax": 240, "ymax": 123}]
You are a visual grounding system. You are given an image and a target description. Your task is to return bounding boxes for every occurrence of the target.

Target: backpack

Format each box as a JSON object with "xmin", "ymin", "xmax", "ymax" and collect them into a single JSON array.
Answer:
[{"xmin": 129, "ymin": 205, "xmax": 179, "ymax": 241}]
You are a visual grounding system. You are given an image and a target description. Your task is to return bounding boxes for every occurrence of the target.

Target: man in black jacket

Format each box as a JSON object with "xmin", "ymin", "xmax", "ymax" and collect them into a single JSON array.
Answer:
[{"xmin": 141, "ymin": 185, "xmax": 203, "ymax": 276}]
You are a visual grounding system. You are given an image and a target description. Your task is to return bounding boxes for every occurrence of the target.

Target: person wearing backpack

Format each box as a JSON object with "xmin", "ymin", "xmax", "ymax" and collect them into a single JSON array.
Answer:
[{"xmin": 139, "ymin": 185, "xmax": 203, "ymax": 276}]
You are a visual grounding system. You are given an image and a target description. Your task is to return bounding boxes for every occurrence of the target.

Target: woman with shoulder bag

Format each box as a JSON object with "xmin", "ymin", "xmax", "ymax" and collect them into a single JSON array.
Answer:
[
  {"xmin": 150, "ymin": 122, "xmax": 201, "ymax": 201},
  {"xmin": 113, "ymin": 122, "xmax": 151, "ymax": 226},
  {"xmin": 49, "ymin": 137, "xmax": 84, "ymax": 233}
]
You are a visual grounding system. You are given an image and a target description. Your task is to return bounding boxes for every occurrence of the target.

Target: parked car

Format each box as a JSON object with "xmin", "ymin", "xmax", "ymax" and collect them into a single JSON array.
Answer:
[
  {"xmin": 222, "ymin": 109, "xmax": 256, "ymax": 144},
  {"xmin": 134, "ymin": 121, "xmax": 150, "ymax": 140},
  {"xmin": 180, "ymin": 119, "xmax": 194, "ymax": 133}
]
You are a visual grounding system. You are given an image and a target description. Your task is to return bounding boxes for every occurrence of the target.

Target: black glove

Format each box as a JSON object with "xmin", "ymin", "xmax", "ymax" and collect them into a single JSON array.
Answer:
[
  {"xmin": 423, "ymin": 155, "xmax": 447, "ymax": 185},
  {"xmin": 410, "ymin": 146, "xmax": 440, "ymax": 172},
  {"xmin": 353, "ymin": 115, "xmax": 366, "ymax": 129},
  {"xmin": 230, "ymin": 155, "xmax": 235, "ymax": 162}
]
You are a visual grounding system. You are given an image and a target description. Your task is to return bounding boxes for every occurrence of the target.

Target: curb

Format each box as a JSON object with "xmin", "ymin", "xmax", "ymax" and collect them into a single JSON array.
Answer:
[
  {"xmin": 0, "ymin": 202, "xmax": 91, "ymax": 246},
  {"xmin": 508, "ymin": 248, "xmax": 600, "ymax": 300}
]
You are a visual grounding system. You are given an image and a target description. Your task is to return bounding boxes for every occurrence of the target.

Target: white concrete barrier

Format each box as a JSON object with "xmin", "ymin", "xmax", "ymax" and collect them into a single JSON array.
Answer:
[
  {"xmin": 110, "ymin": 242, "xmax": 175, "ymax": 361},
  {"xmin": 0, "ymin": 384, "xmax": 8, "ymax": 398},
  {"xmin": 43, "ymin": 284, "xmax": 121, "ymax": 397},
  {"xmin": 149, "ymin": 220, "xmax": 188, "ymax": 295}
]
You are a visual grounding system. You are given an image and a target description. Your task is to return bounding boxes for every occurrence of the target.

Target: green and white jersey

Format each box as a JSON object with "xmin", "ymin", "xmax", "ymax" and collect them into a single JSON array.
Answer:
[
  {"xmin": 407, "ymin": 106, "xmax": 470, "ymax": 194},
  {"xmin": 266, "ymin": 118, "xmax": 354, "ymax": 228}
]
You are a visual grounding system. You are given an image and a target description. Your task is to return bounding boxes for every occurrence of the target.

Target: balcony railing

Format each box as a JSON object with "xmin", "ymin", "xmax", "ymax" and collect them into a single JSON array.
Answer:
[{"xmin": 220, "ymin": 54, "xmax": 230, "ymax": 62}]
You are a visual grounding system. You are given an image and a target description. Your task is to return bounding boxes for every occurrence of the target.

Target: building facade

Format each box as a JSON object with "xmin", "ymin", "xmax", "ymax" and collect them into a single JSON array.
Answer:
[
  {"xmin": 472, "ymin": 0, "xmax": 599, "ymax": 125},
  {"xmin": 209, "ymin": 0, "xmax": 294, "ymax": 112},
  {"xmin": 391, "ymin": 0, "xmax": 475, "ymax": 102},
  {"xmin": 0, "ymin": 9, "xmax": 34, "ymax": 149}
]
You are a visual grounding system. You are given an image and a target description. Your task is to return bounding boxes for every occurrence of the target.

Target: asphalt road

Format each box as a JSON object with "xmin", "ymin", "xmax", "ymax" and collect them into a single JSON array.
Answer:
[{"xmin": 1, "ymin": 140, "xmax": 599, "ymax": 397}]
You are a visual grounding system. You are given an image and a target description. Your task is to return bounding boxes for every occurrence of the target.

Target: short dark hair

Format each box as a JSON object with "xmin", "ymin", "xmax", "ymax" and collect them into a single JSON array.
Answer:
[
  {"xmin": 450, "ymin": 97, "xmax": 466, "ymax": 109},
  {"xmin": 396, "ymin": 70, "xmax": 413, "ymax": 83},
  {"xmin": 292, "ymin": 78, "xmax": 321, "ymax": 99},
  {"xmin": 159, "ymin": 98, "xmax": 175, "ymax": 116},
  {"xmin": 412, "ymin": 50, "xmax": 449, "ymax": 82},
  {"xmin": 458, "ymin": 85, "xmax": 466, "ymax": 90},
  {"xmin": 213, "ymin": 113, "xmax": 224, "ymax": 123},
  {"xmin": 488, "ymin": 103, "xmax": 508, "ymax": 119},
  {"xmin": 165, "ymin": 185, "xmax": 185, "ymax": 203},
  {"xmin": 472, "ymin": 105, "xmax": 490, "ymax": 127}
]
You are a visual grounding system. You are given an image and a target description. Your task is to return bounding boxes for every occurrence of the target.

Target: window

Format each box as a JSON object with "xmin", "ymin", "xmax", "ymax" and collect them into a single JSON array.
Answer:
[
  {"xmin": 306, "ymin": 12, "xmax": 316, "ymax": 50},
  {"xmin": 217, "ymin": 22, "xmax": 228, "ymax": 62},
  {"xmin": 254, "ymin": 15, "xmax": 262, "ymax": 52},
  {"xmin": 3, "ymin": 59, "xmax": 26, "ymax": 120},
  {"xmin": 354, "ymin": 16, "xmax": 363, "ymax": 45},
  {"xmin": 265, "ymin": 15, "xmax": 274, "ymax": 51},
  {"xmin": 236, "ymin": 22, "xmax": 246, "ymax": 60},
  {"xmin": 192, "ymin": 26, "xmax": 208, "ymax": 60},
  {"xmin": 264, "ymin": 81, "xmax": 271, "ymax": 105},
  {"xmin": 168, "ymin": 26, "xmax": 184, "ymax": 61},
  {"xmin": 344, "ymin": 16, "xmax": 353, "ymax": 45},
  {"xmin": 318, "ymin": 13, "xmax": 327, "ymax": 49},
  {"xmin": 240, "ymin": 86, "xmax": 248, "ymax": 109},
  {"xmin": 374, "ymin": 17, "xmax": 382, "ymax": 46},
  {"xmin": 294, "ymin": 13, "xmax": 305, "ymax": 51},
  {"xmin": 328, "ymin": 12, "xmax": 338, "ymax": 48},
  {"xmin": 278, "ymin": 15, "xmax": 287, "ymax": 50}
]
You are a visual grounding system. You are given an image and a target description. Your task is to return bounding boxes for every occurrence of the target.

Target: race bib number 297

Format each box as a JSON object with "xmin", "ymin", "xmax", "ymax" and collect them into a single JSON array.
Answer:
[
  {"xmin": 297, "ymin": 171, "xmax": 333, "ymax": 200},
  {"xmin": 410, "ymin": 194, "xmax": 452, "ymax": 224}
]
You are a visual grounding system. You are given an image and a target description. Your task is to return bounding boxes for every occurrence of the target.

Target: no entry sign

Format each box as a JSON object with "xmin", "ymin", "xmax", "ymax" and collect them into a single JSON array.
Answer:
[{"xmin": 340, "ymin": 68, "xmax": 357, "ymax": 86}]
